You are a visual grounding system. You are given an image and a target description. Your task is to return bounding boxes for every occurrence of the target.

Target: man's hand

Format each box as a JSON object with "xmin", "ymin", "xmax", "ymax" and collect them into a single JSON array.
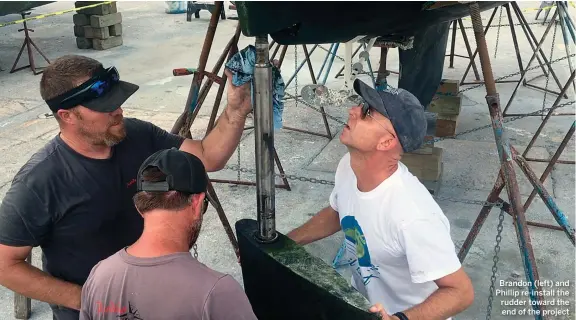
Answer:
[
  {"xmin": 369, "ymin": 303, "xmax": 394, "ymax": 320},
  {"xmin": 224, "ymin": 69, "xmax": 252, "ymax": 117}
]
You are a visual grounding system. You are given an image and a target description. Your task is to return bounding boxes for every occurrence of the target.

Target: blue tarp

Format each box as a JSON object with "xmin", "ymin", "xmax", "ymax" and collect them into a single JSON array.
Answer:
[{"xmin": 225, "ymin": 45, "xmax": 286, "ymax": 130}]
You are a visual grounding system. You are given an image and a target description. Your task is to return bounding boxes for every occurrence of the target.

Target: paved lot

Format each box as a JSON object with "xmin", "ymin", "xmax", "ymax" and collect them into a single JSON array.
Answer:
[{"xmin": 0, "ymin": 1, "xmax": 574, "ymax": 319}]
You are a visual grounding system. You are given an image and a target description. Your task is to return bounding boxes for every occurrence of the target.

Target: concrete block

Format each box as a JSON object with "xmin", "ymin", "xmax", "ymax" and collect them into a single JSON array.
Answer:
[
  {"xmin": 93, "ymin": 36, "xmax": 123, "ymax": 50},
  {"xmin": 109, "ymin": 23, "xmax": 122, "ymax": 36},
  {"xmin": 76, "ymin": 2, "xmax": 117, "ymax": 15},
  {"xmin": 437, "ymin": 79, "xmax": 460, "ymax": 94},
  {"xmin": 73, "ymin": 25, "xmax": 85, "ymax": 37},
  {"xmin": 401, "ymin": 147, "xmax": 443, "ymax": 181},
  {"xmin": 428, "ymin": 94, "xmax": 462, "ymax": 115},
  {"xmin": 436, "ymin": 113, "xmax": 460, "ymax": 137},
  {"xmin": 90, "ymin": 12, "xmax": 122, "ymax": 28},
  {"xmin": 410, "ymin": 146, "xmax": 434, "ymax": 155},
  {"xmin": 75, "ymin": 1, "xmax": 93, "ymax": 8},
  {"xmin": 421, "ymin": 163, "xmax": 443, "ymax": 195},
  {"xmin": 83, "ymin": 26, "xmax": 110, "ymax": 39},
  {"xmin": 425, "ymin": 112, "xmax": 437, "ymax": 135},
  {"xmin": 73, "ymin": 13, "xmax": 90, "ymax": 26},
  {"xmin": 76, "ymin": 37, "xmax": 93, "ymax": 49}
]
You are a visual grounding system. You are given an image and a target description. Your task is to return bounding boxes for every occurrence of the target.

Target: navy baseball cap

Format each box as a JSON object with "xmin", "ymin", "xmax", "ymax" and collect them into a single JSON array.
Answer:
[
  {"xmin": 137, "ymin": 148, "xmax": 207, "ymax": 194},
  {"xmin": 353, "ymin": 79, "xmax": 427, "ymax": 153}
]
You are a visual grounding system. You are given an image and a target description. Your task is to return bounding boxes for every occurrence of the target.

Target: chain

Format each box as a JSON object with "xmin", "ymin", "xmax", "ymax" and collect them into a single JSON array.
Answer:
[
  {"xmin": 317, "ymin": 44, "xmax": 346, "ymax": 63},
  {"xmin": 222, "ymin": 164, "xmax": 336, "ymax": 186},
  {"xmin": 494, "ymin": 6, "xmax": 503, "ymax": 58},
  {"xmin": 294, "ymin": 45, "xmax": 299, "ymax": 109},
  {"xmin": 237, "ymin": 139, "xmax": 241, "ymax": 181},
  {"xmin": 486, "ymin": 208, "xmax": 506, "ymax": 320},
  {"xmin": 431, "ymin": 54, "xmax": 575, "ymax": 101}
]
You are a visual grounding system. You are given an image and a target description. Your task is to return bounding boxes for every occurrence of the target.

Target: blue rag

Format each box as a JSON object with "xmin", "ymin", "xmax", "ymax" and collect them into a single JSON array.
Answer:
[{"xmin": 225, "ymin": 45, "xmax": 286, "ymax": 130}]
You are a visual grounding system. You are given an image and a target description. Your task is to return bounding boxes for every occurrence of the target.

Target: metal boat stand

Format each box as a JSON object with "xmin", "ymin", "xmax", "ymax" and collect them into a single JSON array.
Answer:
[{"xmin": 457, "ymin": 3, "xmax": 575, "ymax": 319}]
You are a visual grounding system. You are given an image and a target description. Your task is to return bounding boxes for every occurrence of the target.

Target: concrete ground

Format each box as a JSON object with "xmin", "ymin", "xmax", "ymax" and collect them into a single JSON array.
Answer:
[{"xmin": 0, "ymin": 1, "xmax": 574, "ymax": 319}]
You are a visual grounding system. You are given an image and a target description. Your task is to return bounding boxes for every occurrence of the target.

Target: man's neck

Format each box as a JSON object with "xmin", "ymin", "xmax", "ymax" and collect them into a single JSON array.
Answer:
[
  {"xmin": 59, "ymin": 131, "xmax": 112, "ymax": 159},
  {"xmin": 349, "ymin": 150, "xmax": 399, "ymax": 192},
  {"xmin": 126, "ymin": 221, "xmax": 191, "ymax": 258}
]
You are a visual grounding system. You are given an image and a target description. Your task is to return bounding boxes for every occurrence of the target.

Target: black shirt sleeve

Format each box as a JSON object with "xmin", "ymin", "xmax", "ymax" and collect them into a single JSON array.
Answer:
[
  {"xmin": 148, "ymin": 121, "xmax": 185, "ymax": 151},
  {"xmin": 127, "ymin": 118, "xmax": 185, "ymax": 152},
  {"xmin": 0, "ymin": 181, "xmax": 51, "ymax": 247}
]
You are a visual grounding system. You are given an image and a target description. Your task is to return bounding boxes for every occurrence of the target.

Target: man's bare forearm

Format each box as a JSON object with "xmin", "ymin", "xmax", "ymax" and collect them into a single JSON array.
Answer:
[
  {"xmin": 0, "ymin": 261, "xmax": 82, "ymax": 310},
  {"xmin": 398, "ymin": 286, "xmax": 474, "ymax": 320},
  {"xmin": 200, "ymin": 107, "xmax": 248, "ymax": 171},
  {"xmin": 287, "ymin": 206, "xmax": 341, "ymax": 246}
]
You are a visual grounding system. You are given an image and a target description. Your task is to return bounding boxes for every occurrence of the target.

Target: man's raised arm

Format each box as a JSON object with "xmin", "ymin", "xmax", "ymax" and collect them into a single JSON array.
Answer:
[{"xmin": 180, "ymin": 69, "xmax": 252, "ymax": 172}]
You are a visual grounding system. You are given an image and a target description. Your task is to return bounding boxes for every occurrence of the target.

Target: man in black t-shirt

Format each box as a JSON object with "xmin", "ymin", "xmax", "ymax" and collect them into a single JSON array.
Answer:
[{"xmin": 0, "ymin": 55, "xmax": 252, "ymax": 320}]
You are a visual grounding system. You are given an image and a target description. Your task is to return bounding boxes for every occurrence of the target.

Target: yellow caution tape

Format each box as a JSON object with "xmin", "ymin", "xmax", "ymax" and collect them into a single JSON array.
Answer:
[{"xmin": 0, "ymin": 1, "xmax": 113, "ymax": 28}]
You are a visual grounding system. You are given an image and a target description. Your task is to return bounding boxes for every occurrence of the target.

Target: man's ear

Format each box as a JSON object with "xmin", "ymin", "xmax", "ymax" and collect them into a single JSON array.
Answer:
[
  {"xmin": 191, "ymin": 193, "xmax": 205, "ymax": 216},
  {"xmin": 56, "ymin": 109, "xmax": 77, "ymax": 124},
  {"xmin": 376, "ymin": 135, "xmax": 396, "ymax": 151}
]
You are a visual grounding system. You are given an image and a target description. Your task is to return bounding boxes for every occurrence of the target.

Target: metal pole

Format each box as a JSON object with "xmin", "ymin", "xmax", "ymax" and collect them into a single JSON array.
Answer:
[
  {"xmin": 468, "ymin": 2, "xmax": 545, "ymax": 318},
  {"xmin": 254, "ymin": 35, "xmax": 278, "ymax": 243},
  {"xmin": 177, "ymin": 1, "xmax": 222, "ymax": 137}
]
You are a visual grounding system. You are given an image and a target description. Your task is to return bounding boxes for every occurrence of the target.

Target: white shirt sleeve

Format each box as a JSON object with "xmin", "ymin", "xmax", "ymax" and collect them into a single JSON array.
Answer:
[
  {"xmin": 399, "ymin": 218, "xmax": 462, "ymax": 284},
  {"xmin": 328, "ymin": 153, "xmax": 350, "ymax": 212},
  {"xmin": 329, "ymin": 187, "xmax": 338, "ymax": 212}
]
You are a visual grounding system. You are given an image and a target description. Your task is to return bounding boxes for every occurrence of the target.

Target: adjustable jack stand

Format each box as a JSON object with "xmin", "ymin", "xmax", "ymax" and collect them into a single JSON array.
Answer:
[{"xmin": 10, "ymin": 12, "xmax": 50, "ymax": 75}]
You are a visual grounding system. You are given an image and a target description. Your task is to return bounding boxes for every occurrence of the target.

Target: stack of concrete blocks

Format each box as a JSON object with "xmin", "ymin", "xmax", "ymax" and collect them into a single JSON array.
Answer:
[
  {"xmin": 399, "ymin": 79, "xmax": 462, "ymax": 194},
  {"xmin": 73, "ymin": 2, "xmax": 123, "ymax": 50},
  {"xmin": 429, "ymin": 79, "xmax": 462, "ymax": 137}
]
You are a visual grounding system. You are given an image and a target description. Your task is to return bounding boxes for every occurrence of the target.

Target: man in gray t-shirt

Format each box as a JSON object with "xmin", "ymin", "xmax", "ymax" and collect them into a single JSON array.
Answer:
[{"xmin": 79, "ymin": 148, "xmax": 257, "ymax": 320}]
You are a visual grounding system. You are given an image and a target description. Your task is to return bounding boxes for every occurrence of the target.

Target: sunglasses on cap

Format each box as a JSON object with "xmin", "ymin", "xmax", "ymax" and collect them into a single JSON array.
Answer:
[{"xmin": 46, "ymin": 66, "xmax": 120, "ymax": 112}]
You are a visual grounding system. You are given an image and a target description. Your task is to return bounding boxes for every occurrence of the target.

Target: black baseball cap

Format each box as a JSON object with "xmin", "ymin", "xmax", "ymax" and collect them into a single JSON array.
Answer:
[
  {"xmin": 353, "ymin": 79, "xmax": 427, "ymax": 153},
  {"xmin": 45, "ymin": 66, "xmax": 139, "ymax": 113},
  {"xmin": 137, "ymin": 148, "xmax": 208, "ymax": 194}
]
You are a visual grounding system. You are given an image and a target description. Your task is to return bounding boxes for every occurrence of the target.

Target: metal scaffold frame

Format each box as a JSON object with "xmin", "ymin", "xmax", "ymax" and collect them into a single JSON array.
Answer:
[
  {"xmin": 10, "ymin": 2, "xmax": 575, "ymax": 320},
  {"xmin": 153, "ymin": 2, "xmax": 576, "ymax": 320}
]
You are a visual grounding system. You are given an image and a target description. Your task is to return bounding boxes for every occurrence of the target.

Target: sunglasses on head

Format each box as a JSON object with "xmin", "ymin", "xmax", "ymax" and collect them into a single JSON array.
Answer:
[
  {"xmin": 46, "ymin": 66, "xmax": 120, "ymax": 112},
  {"xmin": 201, "ymin": 196, "xmax": 209, "ymax": 215}
]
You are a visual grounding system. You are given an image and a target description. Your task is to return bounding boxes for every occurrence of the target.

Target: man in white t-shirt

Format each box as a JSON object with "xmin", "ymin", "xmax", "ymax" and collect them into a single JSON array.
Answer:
[{"xmin": 287, "ymin": 79, "xmax": 474, "ymax": 320}]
